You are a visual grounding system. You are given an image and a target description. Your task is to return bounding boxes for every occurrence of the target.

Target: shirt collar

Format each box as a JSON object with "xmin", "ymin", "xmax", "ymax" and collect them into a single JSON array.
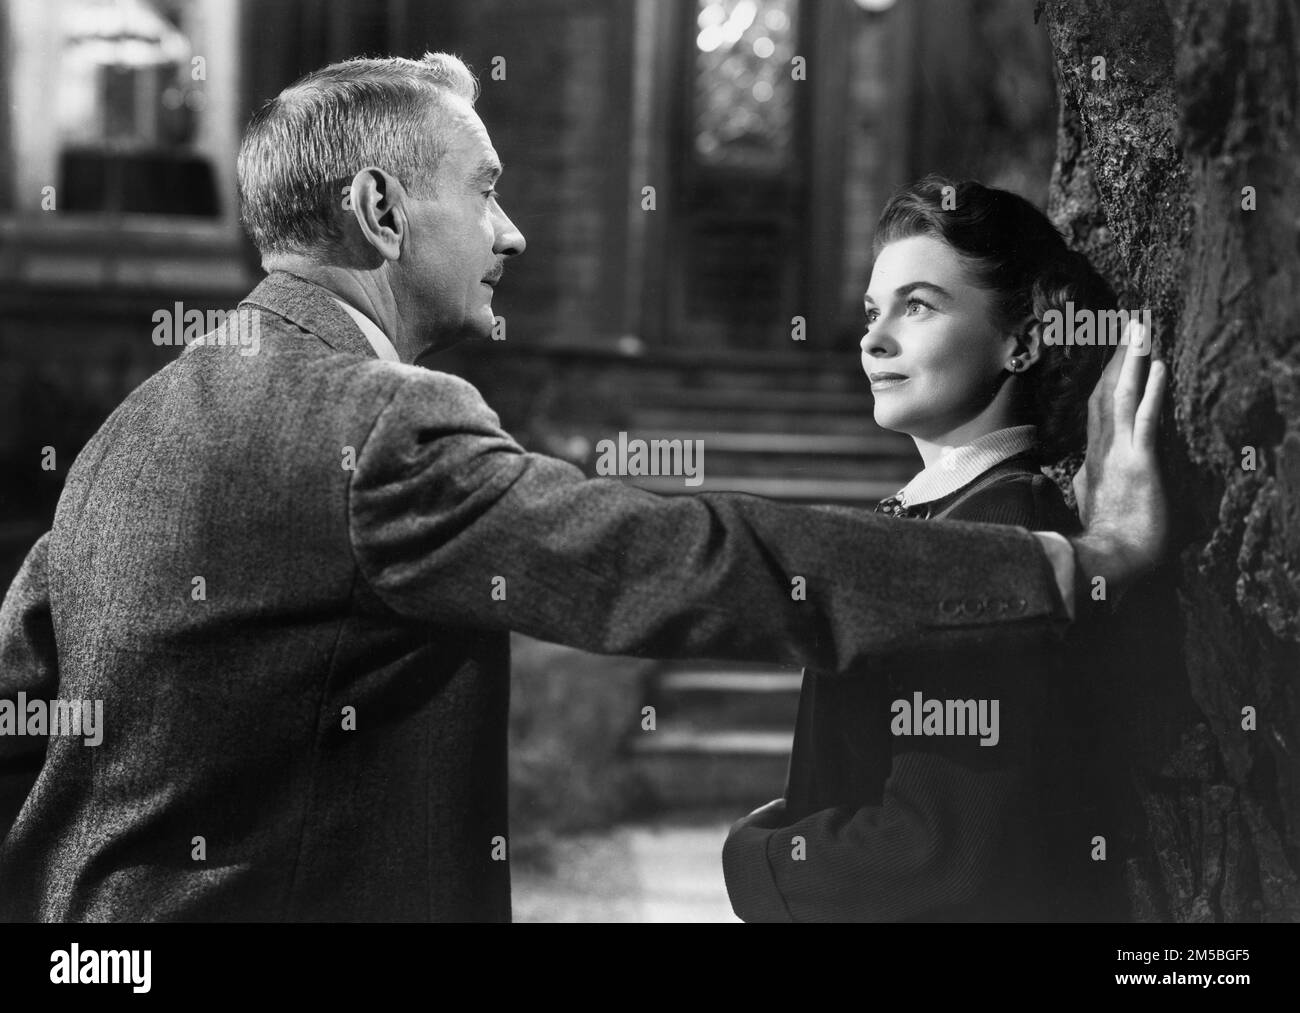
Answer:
[
  {"xmin": 330, "ymin": 297, "xmax": 401, "ymax": 363},
  {"xmin": 899, "ymin": 426, "xmax": 1038, "ymax": 507}
]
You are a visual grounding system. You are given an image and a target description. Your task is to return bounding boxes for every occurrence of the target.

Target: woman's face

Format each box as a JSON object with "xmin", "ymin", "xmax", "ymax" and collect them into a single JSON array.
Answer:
[{"xmin": 861, "ymin": 234, "xmax": 1014, "ymax": 443}]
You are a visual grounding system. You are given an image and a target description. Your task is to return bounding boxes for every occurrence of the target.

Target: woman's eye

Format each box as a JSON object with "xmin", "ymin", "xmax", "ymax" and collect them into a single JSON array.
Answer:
[
  {"xmin": 864, "ymin": 308, "xmax": 879, "ymax": 326},
  {"xmin": 905, "ymin": 297, "xmax": 932, "ymax": 315}
]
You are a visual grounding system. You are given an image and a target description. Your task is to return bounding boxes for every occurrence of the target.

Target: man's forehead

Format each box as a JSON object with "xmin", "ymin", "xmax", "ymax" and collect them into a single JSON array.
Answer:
[{"xmin": 436, "ymin": 99, "xmax": 501, "ymax": 180}]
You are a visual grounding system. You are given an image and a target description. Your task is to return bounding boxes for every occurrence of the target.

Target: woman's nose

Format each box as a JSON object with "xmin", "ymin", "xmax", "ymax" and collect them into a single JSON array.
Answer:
[{"xmin": 862, "ymin": 330, "xmax": 896, "ymax": 357}]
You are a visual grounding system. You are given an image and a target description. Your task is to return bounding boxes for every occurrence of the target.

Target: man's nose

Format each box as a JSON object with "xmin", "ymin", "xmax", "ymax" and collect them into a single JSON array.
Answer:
[{"xmin": 495, "ymin": 208, "xmax": 526, "ymax": 257}]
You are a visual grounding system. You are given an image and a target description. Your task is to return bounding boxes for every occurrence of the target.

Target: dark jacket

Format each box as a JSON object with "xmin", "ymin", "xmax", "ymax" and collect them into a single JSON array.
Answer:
[
  {"xmin": 0, "ymin": 272, "xmax": 1074, "ymax": 922},
  {"xmin": 723, "ymin": 454, "xmax": 1128, "ymax": 922}
]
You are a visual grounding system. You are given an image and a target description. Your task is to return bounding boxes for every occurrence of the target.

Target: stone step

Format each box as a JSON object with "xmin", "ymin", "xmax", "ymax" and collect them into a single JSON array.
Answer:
[
  {"xmin": 624, "ymin": 362, "xmax": 868, "ymax": 395},
  {"xmin": 642, "ymin": 373, "xmax": 865, "ymax": 396},
  {"xmin": 629, "ymin": 387, "xmax": 877, "ymax": 413},
  {"xmin": 482, "ymin": 346, "xmax": 871, "ymax": 395},
  {"xmin": 634, "ymin": 728, "xmax": 794, "ymax": 755},
  {"xmin": 657, "ymin": 668, "xmax": 805, "ymax": 694},
  {"xmin": 626, "ymin": 430, "xmax": 912, "ymax": 457},
  {"xmin": 649, "ymin": 667, "xmax": 804, "ymax": 731},
  {"xmin": 631, "ymin": 729, "xmax": 792, "ymax": 807},
  {"xmin": 624, "ymin": 474, "xmax": 899, "ymax": 505},
  {"xmin": 573, "ymin": 428, "xmax": 917, "ymax": 481},
  {"xmin": 631, "ymin": 407, "xmax": 882, "ymax": 436},
  {"xmin": 631, "ymin": 667, "xmax": 805, "ymax": 807},
  {"xmin": 669, "ymin": 452, "xmax": 914, "ymax": 482}
]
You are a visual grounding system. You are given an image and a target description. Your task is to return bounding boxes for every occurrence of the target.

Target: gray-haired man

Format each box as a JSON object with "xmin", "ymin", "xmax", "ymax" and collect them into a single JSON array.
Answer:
[{"xmin": 0, "ymin": 53, "xmax": 1168, "ymax": 922}]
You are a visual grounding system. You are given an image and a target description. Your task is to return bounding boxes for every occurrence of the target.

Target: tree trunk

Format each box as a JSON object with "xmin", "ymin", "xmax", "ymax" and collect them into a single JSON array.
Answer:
[{"xmin": 1038, "ymin": 0, "xmax": 1300, "ymax": 921}]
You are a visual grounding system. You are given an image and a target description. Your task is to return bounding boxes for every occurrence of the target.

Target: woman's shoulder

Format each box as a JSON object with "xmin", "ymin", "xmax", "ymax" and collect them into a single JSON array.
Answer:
[{"xmin": 937, "ymin": 462, "xmax": 1081, "ymax": 535}]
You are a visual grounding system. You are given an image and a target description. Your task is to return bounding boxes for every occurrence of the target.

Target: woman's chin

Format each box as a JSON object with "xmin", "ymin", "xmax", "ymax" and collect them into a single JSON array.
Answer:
[{"xmin": 871, "ymin": 407, "xmax": 910, "ymax": 435}]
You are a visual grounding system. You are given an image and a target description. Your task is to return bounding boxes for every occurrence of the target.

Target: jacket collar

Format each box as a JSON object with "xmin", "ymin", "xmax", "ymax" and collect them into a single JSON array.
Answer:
[{"xmin": 239, "ymin": 270, "xmax": 379, "ymax": 360}]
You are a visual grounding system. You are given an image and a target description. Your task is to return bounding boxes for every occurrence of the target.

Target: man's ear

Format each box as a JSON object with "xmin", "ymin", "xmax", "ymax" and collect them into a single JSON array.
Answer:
[{"xmin": 343, "ymin": 167, "xmax": 407, "ymax": 261}]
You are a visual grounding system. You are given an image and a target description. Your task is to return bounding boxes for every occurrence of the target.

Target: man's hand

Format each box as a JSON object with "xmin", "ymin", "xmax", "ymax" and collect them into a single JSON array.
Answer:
[{"xmin": 1070, "ymin": 321, "xmax": 1170, "ymax": 599}]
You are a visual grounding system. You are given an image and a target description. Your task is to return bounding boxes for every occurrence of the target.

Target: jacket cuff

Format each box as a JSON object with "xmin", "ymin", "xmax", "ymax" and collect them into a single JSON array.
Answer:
[
  {"xmin": 1031, "ymin": 531, "xmax": 1076, "ymax": 622},
  {"xmin": 722, "ymin": 826, "xmax": 792, "ymax": 923}
]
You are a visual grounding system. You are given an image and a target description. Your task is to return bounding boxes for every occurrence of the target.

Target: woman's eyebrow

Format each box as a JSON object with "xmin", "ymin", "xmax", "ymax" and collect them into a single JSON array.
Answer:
[{"xmin": 863, "ymin": 281, "xmax": 954, "ymax": 305}]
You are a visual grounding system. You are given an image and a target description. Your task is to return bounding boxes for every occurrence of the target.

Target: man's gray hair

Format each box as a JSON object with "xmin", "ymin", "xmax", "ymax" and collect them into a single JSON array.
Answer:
[{"xmin": 237, "ymin": 52, "xmax": 479, "ymax": 256}]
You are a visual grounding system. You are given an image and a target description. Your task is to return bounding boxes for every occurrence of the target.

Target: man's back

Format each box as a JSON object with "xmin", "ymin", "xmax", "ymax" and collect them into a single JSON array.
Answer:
[{"xmin": 1, "ymin": 279, "xmax": 514, "ymax": 921}]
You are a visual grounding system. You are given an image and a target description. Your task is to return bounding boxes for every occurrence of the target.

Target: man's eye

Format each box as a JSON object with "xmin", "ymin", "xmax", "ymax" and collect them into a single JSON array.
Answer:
[{"xmin": 485, "ymin": 189, "xmax": 501, "ymax": 202}]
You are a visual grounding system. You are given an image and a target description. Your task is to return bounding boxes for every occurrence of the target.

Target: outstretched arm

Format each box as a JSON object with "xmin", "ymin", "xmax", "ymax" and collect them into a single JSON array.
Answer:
[
  {"xmin": 348, "ymin": 323, "xmax": 1166, "ymax": 673},
  {"xmin": 348, "ymin": 370, "xmax": 1072, "ymax": 674}
]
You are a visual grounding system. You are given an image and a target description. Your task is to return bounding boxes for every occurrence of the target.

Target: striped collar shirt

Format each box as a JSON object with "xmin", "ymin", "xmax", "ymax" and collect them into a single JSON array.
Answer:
[{"xmin": 897, "ymin": 425, "xmax": 1039, "ymax": 507}]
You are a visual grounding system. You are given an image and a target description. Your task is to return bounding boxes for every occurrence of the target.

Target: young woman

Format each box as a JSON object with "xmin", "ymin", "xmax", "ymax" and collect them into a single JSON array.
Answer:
[{"xmin": 722, "ymin": 176, "xmax": 1132, "ymax": 922}]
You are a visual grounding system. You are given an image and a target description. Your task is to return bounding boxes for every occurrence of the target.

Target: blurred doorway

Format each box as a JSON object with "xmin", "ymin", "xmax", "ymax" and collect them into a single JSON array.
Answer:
[
  {"xmin": 638, "ymin": 0, "xmax": 852, "ymax": 352},
  {"xmin": 672, "ymin": 0, "xmax": 808, "ymax": 350}
]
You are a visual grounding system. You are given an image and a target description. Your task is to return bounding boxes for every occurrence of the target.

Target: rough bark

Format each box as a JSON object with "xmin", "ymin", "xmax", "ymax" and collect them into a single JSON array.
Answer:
[{"xmin": 1038, "ymin": 0, "xmax": 1300, "ymax": 921}]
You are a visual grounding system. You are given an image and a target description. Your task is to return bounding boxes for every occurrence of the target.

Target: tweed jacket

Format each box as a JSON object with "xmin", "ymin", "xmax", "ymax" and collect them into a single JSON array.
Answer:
[{"xmin": 0, "ymin": 271, "xmax": 1070, "ymax": 921}]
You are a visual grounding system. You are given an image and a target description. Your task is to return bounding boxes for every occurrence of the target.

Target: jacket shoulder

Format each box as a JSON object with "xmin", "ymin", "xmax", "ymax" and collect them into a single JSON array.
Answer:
[{"xmin": 358, "ymin": 363, "xmax": 508, "ymax": 439}]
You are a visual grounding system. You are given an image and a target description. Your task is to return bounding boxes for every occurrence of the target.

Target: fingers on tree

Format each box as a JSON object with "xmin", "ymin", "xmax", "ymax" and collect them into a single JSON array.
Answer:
[
  {"xmin": 1113, "ymin": 322, "xmax": 1151, "ymax": 429},
  {"xmin": 1133, "ymin": 359, "xmax": 1168, "ymax": 447}
]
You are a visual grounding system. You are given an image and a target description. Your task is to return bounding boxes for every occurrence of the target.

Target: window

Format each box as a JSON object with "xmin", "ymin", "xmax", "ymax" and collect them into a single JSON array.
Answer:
[
  {"xmin": 0, "ymin": 0, "xmax": 248, "ymax": 291},
  {"xmin": 6, "ymin": 0, "xmax": 241, "ymax": 217},
  {"xmin": 692, "ymin": 0, "xmax": 800, "ymax": 173}
]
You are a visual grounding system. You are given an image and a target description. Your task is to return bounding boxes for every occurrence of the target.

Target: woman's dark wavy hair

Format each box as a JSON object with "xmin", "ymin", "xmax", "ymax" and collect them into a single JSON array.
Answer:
[{"xmin": 873, "ymin": 174, "xmax": 1116, "ymax": 465}]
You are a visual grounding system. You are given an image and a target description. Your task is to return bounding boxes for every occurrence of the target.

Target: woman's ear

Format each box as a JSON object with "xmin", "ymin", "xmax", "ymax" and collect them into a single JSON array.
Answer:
[
  {"xmin": 1005, "ymin": 316, "xmax": 1043, "ymax": 375},
  {"xmin": 343, "ymin": 167, "xmax": 407, "ymax": 261}
]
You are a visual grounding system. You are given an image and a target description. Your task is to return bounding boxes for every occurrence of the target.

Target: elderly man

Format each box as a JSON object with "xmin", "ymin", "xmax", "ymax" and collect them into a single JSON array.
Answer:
[{"xmin": 0, "ymin": 53, "xmax": 1167, "ymax": 922}]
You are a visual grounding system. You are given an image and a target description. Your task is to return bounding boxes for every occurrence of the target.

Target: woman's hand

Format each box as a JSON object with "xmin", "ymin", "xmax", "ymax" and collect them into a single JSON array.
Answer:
[
  {"xmin": 1071, "ymin": 321, "xmax": 1170, "ymax": 598},
  {"xmin": 728, "ymin": 798, "xmax": 788, "ymax": 836}
]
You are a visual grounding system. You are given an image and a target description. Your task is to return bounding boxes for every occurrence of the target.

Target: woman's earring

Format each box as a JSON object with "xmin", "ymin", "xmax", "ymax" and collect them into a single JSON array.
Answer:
[{"xmin": 1009, "ymin": 358, "xmax": 1023, "ymax": 372}]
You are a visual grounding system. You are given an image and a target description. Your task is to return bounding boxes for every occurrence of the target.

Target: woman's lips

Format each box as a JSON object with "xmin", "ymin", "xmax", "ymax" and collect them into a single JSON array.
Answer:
[{"xmin": 868, "ymin": 373, "xmax": 909, "ymax": 391}]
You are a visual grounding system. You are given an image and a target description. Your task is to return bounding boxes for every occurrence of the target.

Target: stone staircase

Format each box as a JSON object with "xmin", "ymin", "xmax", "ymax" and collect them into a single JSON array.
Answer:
[{"xmin": 561, "ymin": 352, "xmax": 918, "ymax": 808}]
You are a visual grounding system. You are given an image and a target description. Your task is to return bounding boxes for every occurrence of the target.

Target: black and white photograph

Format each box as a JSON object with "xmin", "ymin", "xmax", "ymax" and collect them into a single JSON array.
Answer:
[{"xmin": 0, "ymin": 0, "xmax": 1293, "ymax": 992}]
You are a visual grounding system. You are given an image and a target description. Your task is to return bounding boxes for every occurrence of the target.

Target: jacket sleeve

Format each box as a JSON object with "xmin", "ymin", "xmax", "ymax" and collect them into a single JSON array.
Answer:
[
  {"xmin": 722, "ymin": 751, "xmax": 1023, "ymax": 922},
  {"xmin": 347, "ymin": 368, "xmax": 1072, "ymax": 674},
  {"xmin": 0, "ymin": 533, "xmax": 58, "ymax": 843}
]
